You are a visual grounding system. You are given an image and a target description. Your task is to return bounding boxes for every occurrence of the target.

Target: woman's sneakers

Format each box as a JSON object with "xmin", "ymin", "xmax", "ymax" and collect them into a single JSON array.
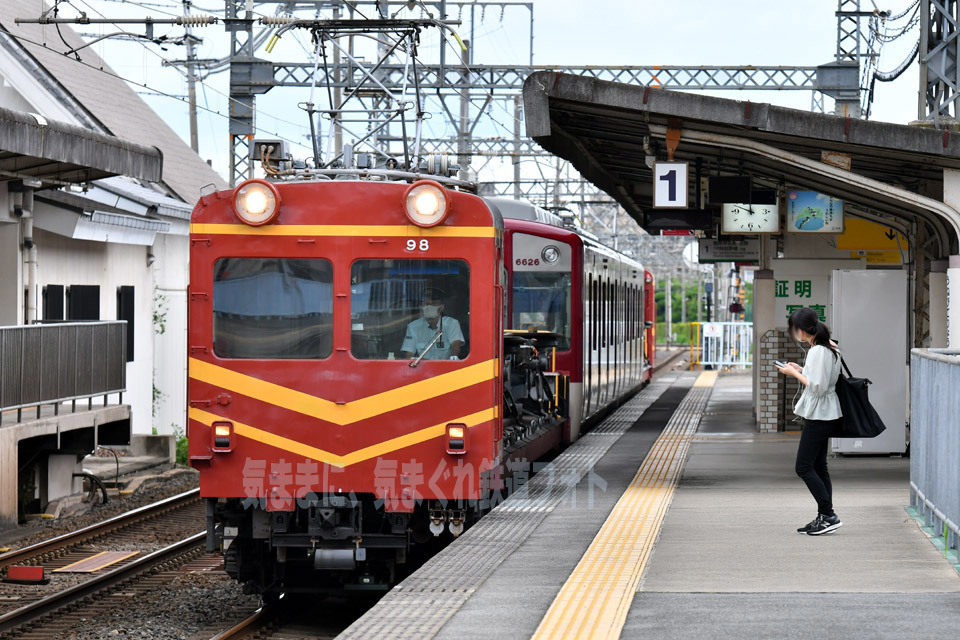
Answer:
[
  {"xmin": 797, "ymin": 517, "xmax": 820, "ymax": 534},
  {"xmin": 803, "ymin": 513, "xmax": 842, "ymax": 535}
]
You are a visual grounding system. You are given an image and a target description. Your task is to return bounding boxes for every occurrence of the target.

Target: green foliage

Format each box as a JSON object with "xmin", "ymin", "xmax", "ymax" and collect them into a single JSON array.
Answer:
[
  {"xmin": 153, "ymin": 289, "xmax": 168, "ymax": 335},
  {"xmin": 654, "ymin": 278, "xmax": 703, "ymax": 324},
  {"xmin": 656, "ymin": 322, "xmax": 696, "ymax": 345},
  {"xmin": 173, "ymin": 424, "xmax": 189, "ymax": 467},
  {"xmin": 152, "ymin": 375, "xmax": 165, "ymax": 420}
]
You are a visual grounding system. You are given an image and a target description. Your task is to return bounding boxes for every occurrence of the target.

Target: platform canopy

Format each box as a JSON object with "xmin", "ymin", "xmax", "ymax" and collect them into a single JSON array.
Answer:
[
  {"xmin": 522, "ymin": 71, "xmax": 960, "ymax": 255},
  {"xmin": 0, "ymin": 106, "xmax": 162, "ymax": 187}
]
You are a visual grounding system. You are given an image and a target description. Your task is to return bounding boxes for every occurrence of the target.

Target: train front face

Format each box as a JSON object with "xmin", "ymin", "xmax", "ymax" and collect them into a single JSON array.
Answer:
[{"xmin": 187, "ymin": 178, "xmax": 503, "ymax": 595}]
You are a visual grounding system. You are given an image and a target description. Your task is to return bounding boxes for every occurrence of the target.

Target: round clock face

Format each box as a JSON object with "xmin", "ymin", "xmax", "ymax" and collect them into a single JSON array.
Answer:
[{"xmin": 722, "ymin": 203, "xmax": 778, "ymax": 233}]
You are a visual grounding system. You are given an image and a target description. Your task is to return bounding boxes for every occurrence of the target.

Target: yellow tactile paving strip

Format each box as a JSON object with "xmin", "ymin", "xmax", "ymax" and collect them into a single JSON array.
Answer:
[
  {"xmin": 531, "ymin": 370, "xmax": 717, "ymax": 640},
  {"xmin": 53, "ymin": 551, "xmax": 139, "ymax": 573}
]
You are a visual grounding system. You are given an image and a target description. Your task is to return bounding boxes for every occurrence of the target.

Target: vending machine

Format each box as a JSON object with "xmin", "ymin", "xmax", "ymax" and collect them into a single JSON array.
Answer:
[{"xmin": 829, "ymin": 269, "xmax": 908, "ymax": 454}]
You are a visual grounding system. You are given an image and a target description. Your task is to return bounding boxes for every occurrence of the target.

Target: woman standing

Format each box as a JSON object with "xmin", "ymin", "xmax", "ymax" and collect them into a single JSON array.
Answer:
[{"xmin": 776, "ymin": 307, "xmax": 844, "ymax": 536}]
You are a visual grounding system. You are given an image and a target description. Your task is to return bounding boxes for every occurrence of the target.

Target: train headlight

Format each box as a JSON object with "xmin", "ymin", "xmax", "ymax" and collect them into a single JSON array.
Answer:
[
  {"xmin": 403, "ymin": 180, "xmax": 449, "ymax": 227},
  {"xmin": 233, "ymin": 179, "xmax": 280, "ymax": 226},
  {"xmin": 541, "ymin": 245, "xmax": 561, "ymax": 264}
]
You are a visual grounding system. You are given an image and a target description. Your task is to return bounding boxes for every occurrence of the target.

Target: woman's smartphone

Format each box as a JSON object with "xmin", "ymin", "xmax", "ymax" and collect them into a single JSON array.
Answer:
[{"xmin": 773, "ymin": 360, "xmax": 787, "ymax": 368}]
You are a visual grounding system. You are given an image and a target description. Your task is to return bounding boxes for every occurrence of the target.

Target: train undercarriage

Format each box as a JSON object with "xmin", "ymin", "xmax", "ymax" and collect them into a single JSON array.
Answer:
[{"xmin": 205, "ymin": 331, "xmax": 567, "ymax": 597}]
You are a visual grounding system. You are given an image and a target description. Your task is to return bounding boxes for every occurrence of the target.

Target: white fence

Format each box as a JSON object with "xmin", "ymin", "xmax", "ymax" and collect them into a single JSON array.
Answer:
[{"xmin": 692, "ymin": 322, "xmax": 753, "ymax": 368}]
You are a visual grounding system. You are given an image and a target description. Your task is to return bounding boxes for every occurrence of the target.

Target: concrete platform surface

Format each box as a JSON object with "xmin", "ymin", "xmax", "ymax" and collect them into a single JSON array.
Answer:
[
  {"xmin": 624, "ymin": 593, "xmax": 960, "ymax": 639},
  {"xmin": 696, "ymin": 369, "xmax": 754, "ymax": 434},
  {"xmin": 342, "ymin": 371, "xmax": 960, "ymax": 640},
  {"xmin": 431, "ymin": 380, "xmax": 697, "ymax": 640},
  {"xmin": 639, "ymin": 440, "xmax": 960, "ymax": 593}
]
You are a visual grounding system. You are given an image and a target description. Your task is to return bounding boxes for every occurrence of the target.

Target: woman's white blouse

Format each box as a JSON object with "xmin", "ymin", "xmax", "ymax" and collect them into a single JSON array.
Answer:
[{"xmin": 793, "ymin": 345, "xmax": 843, "ymax": 420}]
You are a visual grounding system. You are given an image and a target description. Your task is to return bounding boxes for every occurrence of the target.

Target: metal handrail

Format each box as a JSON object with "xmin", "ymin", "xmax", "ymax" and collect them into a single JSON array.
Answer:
[{"xmin": 0, "ymin": 321, "xmax": 127, "ymax": 424}]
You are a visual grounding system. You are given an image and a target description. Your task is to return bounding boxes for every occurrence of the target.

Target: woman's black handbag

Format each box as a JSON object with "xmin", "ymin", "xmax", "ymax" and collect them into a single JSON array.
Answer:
[{"xmin": 832, "ymin": 357, "xmax": 886, "ymax": 438}]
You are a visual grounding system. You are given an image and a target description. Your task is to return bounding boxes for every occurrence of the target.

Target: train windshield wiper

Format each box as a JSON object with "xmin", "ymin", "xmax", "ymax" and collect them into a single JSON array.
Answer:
[{"xmin": 409, "ymin": 318, "xmax": 444, "ymax": 368}]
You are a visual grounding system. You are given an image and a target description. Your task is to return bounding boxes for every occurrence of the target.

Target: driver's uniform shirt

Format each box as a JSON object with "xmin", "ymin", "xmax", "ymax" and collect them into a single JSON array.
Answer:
[{"xmin": 400, "ymin": 316, "xmax": 464, "ymax": 360}]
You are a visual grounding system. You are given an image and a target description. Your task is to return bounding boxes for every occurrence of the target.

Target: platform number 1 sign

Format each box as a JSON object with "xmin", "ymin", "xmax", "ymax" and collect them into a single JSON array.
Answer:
[{"xmin": 653, "ymin": 162, "xmax": 688, "ymax": 209}]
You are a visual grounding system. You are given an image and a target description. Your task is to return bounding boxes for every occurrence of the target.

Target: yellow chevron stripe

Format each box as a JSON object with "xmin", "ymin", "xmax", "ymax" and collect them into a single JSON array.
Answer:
[
  {"xmin": 190, "ymin": 223, "xmax": 496, "ymax": 238},
  {"xmin": 189, "ymin": 358, "xmax": 498, "ymax": 426},
  {"xmin": 189, "ymin": 406, "xmax": 495, "ymax": 468}
]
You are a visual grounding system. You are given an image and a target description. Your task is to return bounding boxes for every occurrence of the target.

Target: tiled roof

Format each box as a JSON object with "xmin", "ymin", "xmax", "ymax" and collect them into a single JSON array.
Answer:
[{"xmin": 0, "ymin": 0, "xmax": 228, "ymax": 203}]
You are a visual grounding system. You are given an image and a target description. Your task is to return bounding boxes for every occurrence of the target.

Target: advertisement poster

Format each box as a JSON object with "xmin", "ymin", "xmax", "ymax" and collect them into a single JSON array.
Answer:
[{"xmin": 786, "ymin": 191, "xmax": 844, "ymax": 233}]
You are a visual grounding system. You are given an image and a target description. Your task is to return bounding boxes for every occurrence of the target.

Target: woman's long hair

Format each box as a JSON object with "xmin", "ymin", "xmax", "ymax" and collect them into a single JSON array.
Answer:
[{"xmin": 787, "ymin": 307, "xmax": 838, "ymax": 359}]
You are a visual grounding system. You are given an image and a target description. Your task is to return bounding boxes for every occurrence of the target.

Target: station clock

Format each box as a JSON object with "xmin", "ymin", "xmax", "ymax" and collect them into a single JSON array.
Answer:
[{"xmin": 721, "ymin": 202, "xmax": 780, "ymax": 234}]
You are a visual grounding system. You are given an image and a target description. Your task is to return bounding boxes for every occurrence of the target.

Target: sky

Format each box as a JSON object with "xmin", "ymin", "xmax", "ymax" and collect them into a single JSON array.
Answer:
[{"xmin": 47, "ymin": 0, "xmax": 924, "ymax": 186}]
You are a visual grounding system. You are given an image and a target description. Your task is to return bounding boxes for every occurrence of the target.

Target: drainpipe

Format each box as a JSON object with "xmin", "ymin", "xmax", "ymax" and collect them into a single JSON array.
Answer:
[{"xmin": 16, "ymin": 188, "xmax": 37, "ymax": 324}]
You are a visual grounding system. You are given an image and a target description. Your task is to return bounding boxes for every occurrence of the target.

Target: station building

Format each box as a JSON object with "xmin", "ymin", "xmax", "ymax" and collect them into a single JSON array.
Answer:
[{"xmin": 0, "ymin": 1, "xmax": 225, "ymax": 526}]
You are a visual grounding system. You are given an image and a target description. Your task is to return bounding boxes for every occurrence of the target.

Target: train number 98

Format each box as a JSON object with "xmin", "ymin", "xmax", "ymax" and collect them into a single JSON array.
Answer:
[
  {"xmin": 515, "ymin": 258, "xmax": 540, "ymax": 266},
  {"xmin": 406, "ymin": 239, "xmax": 430, "ymax": 251}
]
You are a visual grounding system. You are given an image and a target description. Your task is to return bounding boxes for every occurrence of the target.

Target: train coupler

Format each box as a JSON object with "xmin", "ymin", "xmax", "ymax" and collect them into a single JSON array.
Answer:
[
  {"xmin": 448, "ymin": 509, "xmax": 465, "ymax": 537},
  {"xmin": 429, "ymin": 508, "xmax": 446, "ymax": 536}
]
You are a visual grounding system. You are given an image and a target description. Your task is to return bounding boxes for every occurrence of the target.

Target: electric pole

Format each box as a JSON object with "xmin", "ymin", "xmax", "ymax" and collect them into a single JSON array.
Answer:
[{"xmin": 183, "ymin": 0, "xmax": 199, "ymax": 152}]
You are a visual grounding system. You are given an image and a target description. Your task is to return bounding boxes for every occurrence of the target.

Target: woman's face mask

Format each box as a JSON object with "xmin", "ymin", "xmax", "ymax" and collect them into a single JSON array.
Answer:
[{"xmin": 422, "ymin": 304, "xmax": 441, "ymax": 319}]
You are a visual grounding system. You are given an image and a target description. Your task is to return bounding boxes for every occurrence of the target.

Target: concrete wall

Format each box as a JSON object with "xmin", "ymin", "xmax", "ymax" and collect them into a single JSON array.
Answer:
[
  {"xmin": 152, "ymin": 232, "xmax": 189, "ymax": 436},
  {"xmin": 771, "ymin": 258, "xmax": 864, "ymax": 329},
  {"xmin": 929, "ymin": 271, "xmax": 948, "ymax": 347},
  {"xmin": 33, "ymin": 228, "xmax": 156, "ymax": 433},
  {"xmin": 0, "ymin": 427, "xmax": 16, "ymax": 528}
]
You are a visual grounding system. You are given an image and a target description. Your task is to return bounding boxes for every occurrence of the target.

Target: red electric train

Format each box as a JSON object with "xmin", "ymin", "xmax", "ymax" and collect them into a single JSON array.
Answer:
[{"xmin": 187, "ymin": 168, "xmax": 656, "ymax": 598}]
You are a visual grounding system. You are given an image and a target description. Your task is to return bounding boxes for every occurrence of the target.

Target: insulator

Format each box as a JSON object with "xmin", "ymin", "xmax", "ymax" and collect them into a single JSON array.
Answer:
[
  {"xmin": 177, "ymin": 15, "xmax": 217, "ymax": 27},
  {"xmin": 260, "ymin": 16, "xmax": 298, "ymax": 26}
]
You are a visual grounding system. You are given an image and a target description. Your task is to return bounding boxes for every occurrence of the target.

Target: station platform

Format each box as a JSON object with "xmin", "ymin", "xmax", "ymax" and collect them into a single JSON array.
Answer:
[{"xmin": 338, "ymin": 370, "xmax": 960, "ymax": 640}]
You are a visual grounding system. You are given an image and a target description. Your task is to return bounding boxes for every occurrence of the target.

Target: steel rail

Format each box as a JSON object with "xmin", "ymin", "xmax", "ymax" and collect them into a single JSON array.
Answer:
[
  {"xmin": 0, "ymin": 532, "xmax": 206, "ymax": 634},
  {"xmin": 207, "ymin": 607, "xmax": 271, "ymax": 640},
  {"xmin": 0, "ymin": 488, "xmax": 201, "ymax": 571}
]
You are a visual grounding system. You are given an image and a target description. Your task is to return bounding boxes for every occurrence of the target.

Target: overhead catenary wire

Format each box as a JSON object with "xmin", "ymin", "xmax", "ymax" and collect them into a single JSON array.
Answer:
[
  {"xmin": 875, "ymin": 37, "xmax": 920, "ymax": 81},
  {"xmin": 72, "ymin": 1, "xmax": 606, "ymax": 208},
  {"xmin": 40, "ymin": 0, "xmax": 315, "ymax": 135},
  {"xmin": 0, "ymin": 28, "xmax": 309, "ymax": 153}
]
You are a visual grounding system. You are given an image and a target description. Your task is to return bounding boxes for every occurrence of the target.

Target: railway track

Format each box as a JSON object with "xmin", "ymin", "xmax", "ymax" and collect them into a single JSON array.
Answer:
[
  {"xmin": 0, "ymin": 488, "xmax": 206, "ymax": 637},
  {"xmin": 0, "ymin": 488, "xmax": 202, "ymax": 573},
  {"xmin": 0, "ymin": 533, "xmax": 206, "ymax": 638},
  {"xmin": 206, "ymin": 598, "xmax": 373, "ymax": 640}
]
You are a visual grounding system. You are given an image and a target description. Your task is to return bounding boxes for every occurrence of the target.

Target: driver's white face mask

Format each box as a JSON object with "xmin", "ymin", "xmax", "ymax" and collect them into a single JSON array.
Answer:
[{"xmin": 422, "ymin": 304, "xmax": 441, "ymax": 319}]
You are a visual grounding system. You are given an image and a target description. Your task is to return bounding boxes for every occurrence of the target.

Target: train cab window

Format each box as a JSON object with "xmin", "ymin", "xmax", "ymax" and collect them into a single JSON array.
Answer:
[
  {"xmin": 212, "ymin": 258, "xmax": 333, "ymax": 359},
  {"xmin": 350, "ymin": 259, "xmax": 470, "ymax": 361},
  {"xmin": 511, "ymin": 271, "xmax": 572, "ymax": 351}
]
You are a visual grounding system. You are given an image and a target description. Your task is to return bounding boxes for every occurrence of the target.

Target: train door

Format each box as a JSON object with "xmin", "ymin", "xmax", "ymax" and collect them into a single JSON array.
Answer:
[
  {"xmin": 585, "ymin": 271, "xmax": 593, "ymax": 418},
  {"xmin": 644, "ymin": 271, "xmax": 656, "ymax": 370}
]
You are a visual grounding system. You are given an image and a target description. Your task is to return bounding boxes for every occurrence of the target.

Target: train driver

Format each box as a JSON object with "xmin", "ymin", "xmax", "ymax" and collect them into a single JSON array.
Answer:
[{"xmin": 400, "ymin": 288, "xmax": 464, "ymax": 360}]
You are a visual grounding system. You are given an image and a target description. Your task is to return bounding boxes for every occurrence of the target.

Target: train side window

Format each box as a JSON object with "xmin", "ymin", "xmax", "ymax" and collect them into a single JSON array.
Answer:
[
  {"xmin": 622, "ymin": 283, "xmax": 626, "ymax": 344},
  {"xmin": 591, "ymin": 276, "xmax": 598, "ymax": 351},
  {"xmin": 350, "ymin": 259, "xmax": 470, "ymax": 361},
  {"xmin": 633, "ymin": 285, "xmax": 639, "ymax": 340},
  {"xmin": 602, "ymin": 279, "xmax": 608, "ymax": 348},
  {"xmin": 213, "ymin": 258, "xmax": 333, "ymax": 359}
]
